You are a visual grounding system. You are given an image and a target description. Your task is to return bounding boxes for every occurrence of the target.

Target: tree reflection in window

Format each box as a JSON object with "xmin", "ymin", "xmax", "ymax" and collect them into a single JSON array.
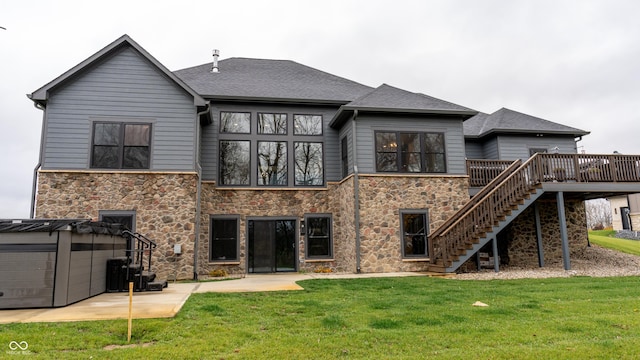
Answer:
[
  {"xmin": 220, "ymin": 112, "xmax": 250, "ymax": 133},
  {"xmin": 258, "ymin": 113, "xmax": 287, "ymax": 134},
  {"xmin": 92, "ymin": 122, "xmax": 150, "ymax": 169},
  {"xmin": 258, "ymin": 141, "xmax": 287, "ymax": 185},
  {"xmin": 219, "ymin": 141, "xmax": 250, "ymax": 185},
  {"xmin": 293, "ymin": 115, "xmax": 322, "ymax": 135},
  {"xmin": 401, "ymin": 211, "xmax": 428, "ymax": 257},
  {"xmin": 295, "ymin": 142, "xmax": 323, "ymax": 186},
  {"xmin": 424, "ymin": 133, "xmax": 445, "ymax": 172}
]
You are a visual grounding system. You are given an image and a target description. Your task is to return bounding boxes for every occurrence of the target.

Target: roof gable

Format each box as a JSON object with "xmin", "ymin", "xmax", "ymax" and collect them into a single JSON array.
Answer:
[
  {"xmin": 29, "ymin": 34, "xmax": 205, "ymax": 107},
  {"xmin": 174, "ymin": 58, "xmax": 373, "ymax": 103},
  {"xmin": 464, "ymin": 107, "xmax": 590, "ymax": 138}
]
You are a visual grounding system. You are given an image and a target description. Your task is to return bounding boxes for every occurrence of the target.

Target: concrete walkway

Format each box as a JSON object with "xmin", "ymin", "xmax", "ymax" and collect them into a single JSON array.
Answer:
[{"xmin": 0, "ymin": 272, "xmax": 442, "ymax": 324}]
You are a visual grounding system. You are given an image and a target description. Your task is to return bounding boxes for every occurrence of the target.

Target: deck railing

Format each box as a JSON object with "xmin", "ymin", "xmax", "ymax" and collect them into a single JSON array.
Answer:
[
  {"xmin": 467, "ymin": 159, "xmax": 515, "ymax": 187},
  {"xmin": 432, "ymin": 154, "xmax": 640, "ymax": 269}
]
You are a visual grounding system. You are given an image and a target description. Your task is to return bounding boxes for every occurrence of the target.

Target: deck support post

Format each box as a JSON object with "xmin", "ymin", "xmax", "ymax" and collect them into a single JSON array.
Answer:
[
  {"xmin": 492, "ymin": 237, "xmax": 499, "ymax": 272},
  {"xmin": 556, "ymin": 191, "xmax": 571, "ymax": 270},
  {"xmin": 534, "ymin": 202, "xmax": 545, "ymax": 267}
]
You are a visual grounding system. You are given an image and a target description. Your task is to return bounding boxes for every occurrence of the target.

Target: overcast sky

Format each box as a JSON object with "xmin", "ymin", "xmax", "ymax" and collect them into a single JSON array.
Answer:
[{"xmin": 1, "ymin": 0, "xmax": 639, "ymax": 218}]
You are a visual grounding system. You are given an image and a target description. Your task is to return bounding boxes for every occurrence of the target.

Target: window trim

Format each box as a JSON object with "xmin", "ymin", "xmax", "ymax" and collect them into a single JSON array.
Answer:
[
  {"xmin": 90, "ymin": 121, "xmax": 152, "ymax": 170},
  {"xmin": 304, "ymin": 213, "xmax": 333, "ymax": 259},
  {"xmin": 399, "ymin": 209, "xmax": 429, "ymax": 259},
  {"xmin": 374, "ymin": 131, "xmax": 446, "ymax": 174},
  {"xmin": 209, "ymin": 215, "xmax": 241, "ymax": 263}
]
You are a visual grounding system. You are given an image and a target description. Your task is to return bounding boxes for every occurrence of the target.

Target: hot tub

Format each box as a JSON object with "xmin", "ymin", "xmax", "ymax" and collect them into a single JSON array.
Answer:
[{"xmin": 0, "ymin": 219, "xmax": 127, "ymax": 309}]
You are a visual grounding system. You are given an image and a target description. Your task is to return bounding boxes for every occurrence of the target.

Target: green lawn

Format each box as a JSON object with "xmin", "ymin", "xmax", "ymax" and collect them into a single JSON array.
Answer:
[
  {"xmin": 589, "ymin": 230, "xmax": 640, "ymax": 256},
  {"xmin": 2, "ymin": 276, "xmax": 640, "ymax": 359}
]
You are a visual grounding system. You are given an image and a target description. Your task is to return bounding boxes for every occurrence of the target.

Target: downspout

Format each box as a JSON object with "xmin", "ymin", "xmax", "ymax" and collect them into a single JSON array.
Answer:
[
  {"xmin": 30, "ymin": 101, "xmax": 46, "ymax": 219},
  {"xmin": 193, "ymin": 102, "xmax": 211, "ymax": 280},
  {"xmin": 352, "ymin": 110, "xmax": 361, "ymax": 273}
]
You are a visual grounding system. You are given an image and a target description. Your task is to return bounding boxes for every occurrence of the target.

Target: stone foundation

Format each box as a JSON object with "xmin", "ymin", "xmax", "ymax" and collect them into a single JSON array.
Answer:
[
  {"xmin": 198, "ymin": 179, "xmax": 356, "ymax": 276},
  {"xmin": 36, "ymin": 171, "xmax": 197, "ymax": 280},
  {"xmin": 357, "ymin": 175, "xmax": 469, "ymax": 273}
]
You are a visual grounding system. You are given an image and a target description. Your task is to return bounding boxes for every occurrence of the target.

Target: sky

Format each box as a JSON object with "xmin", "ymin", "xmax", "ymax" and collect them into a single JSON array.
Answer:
[{"xmin": 1, "ymin": 0, "xmax": 639, "ymax": 218}]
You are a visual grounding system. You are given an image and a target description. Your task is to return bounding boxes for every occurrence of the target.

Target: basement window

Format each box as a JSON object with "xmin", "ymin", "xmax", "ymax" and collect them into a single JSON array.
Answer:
[
  {"xmin": 400, "ymin": 210, "xmax": 429, "ymax": 258},
  {"xmin": 210, "ymin": 215, "xmax": 240, "ymax": 262}
]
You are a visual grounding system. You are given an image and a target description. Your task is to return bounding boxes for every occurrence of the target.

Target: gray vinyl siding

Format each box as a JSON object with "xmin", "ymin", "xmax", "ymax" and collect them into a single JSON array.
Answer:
[
  {"xmin": 495, "ymin": 135, "xmax": 578, "ymax": 161},
  {"xmin": 464, "ymin": 141, "xmax": 484, "ymax": 159},
  {"xmin": 42, "ymin": 46, "xmax": 197, "ymax": 171},
  {"xmin": 483, "ymin": 138, "xmax": 500, "ymax": 160},
  {"xmin": 201, "ymin": 103, "xmax": 341, "ymax": 183},
  {"xmin": 353, "ymin": 114, "xmax": 467, "ymax": 175}
]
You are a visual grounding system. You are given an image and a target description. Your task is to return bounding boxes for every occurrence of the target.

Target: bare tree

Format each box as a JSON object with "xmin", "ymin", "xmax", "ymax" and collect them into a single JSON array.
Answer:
[{"xmin": 585, "ymin": 198, "xmax": 612, "ymax": 230}]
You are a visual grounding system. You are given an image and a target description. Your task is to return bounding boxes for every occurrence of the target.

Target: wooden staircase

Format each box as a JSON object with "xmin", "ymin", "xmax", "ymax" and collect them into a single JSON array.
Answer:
[{"xmin": 428, "ymin": 152, "xmax": 640, "ymax": 273}]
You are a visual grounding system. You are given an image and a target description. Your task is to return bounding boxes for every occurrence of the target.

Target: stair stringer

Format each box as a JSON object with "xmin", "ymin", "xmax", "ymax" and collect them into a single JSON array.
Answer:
[{"xmin": 445, "ymin": 188, "xmax": 545, "ymax": 272}]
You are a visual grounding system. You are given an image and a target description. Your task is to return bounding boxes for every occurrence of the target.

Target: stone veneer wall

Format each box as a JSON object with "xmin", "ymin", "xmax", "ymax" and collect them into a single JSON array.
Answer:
[
  {"xmin": 459, "ymin": 198, "xmax": 588, "ymax": 271},
  {"xmin": 504, "ymin": 199, "xmax": 588, "ymax": 267},
  {"xmin": 198, "ymin": 181, "xmax": 355, "ymax": 276},
  {"xmin": 36, "ymin": 171, "xmax": 197, "ymax": 280},
  {"xmin": 357, "ymin": 175, "xmax": 469, "ymax": 273}
]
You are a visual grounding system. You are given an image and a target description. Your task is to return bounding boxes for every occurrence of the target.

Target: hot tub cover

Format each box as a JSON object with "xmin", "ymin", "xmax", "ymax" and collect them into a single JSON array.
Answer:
[{"xmin": 0, "ymin": 219, "xmax": 127, "ymax": 236}]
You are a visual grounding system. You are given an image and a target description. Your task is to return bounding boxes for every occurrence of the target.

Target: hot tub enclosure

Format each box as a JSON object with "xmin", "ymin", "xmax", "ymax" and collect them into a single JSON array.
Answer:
[{"xmin": 0, "ymin": 219, "xmax": 127, "ymax": 309}]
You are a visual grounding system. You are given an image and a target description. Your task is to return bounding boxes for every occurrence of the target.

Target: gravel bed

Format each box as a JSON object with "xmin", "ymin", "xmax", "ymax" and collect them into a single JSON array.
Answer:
[{"xmin": 455, "ymin": 245, "xmax": 640, "ymax": 280}]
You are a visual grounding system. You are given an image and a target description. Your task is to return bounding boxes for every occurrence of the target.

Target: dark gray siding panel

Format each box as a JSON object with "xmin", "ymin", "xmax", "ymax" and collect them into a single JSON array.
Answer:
[
  {"xmin": 496, "ymin": 135, "xmax": 578, "ymax": 161},
  {"xmin": 201, "ymin": 103, "xmax": 340, "ymax": 183},
  {"xmin": 483, "ymin": 138, "xmax": 499, "ymax": 160},
  {"xmin": 464, "ymin": 141, "xmax": 484, "ymax": 159},
  {"xmin": 42, "ymin": 46, "xmax": 197, "ymax": 171},
  {"xmin": 353, "ymin": 114, "xmax": 467, "ymax": 175}
]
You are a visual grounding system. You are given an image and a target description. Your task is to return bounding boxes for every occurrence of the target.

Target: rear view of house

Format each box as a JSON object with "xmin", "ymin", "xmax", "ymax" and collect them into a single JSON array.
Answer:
[{"xmin": 27, "ymin": 35, "xmax": 640, "ymax": 280}]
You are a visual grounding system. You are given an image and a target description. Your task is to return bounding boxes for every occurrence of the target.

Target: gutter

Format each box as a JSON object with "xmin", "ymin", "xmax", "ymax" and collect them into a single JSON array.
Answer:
[
  {"xmin": 193, "ymin": 102, "xmax": 211, "ymax": 280},
  {"xmin": 30, "ymin": 101, "xmax": 46, "ymax": 218},
  {"xmin": 352, "ymin": 110, "xmax": 361, "ymax": 273}
]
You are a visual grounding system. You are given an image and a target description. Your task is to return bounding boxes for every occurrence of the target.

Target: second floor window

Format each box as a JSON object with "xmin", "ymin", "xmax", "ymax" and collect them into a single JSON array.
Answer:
[
  {"xmin": 375, "ymin": 131, "xmax": 446, "ymax": 173},
  {"xmin": 91, "ymin": 122, "xmax": 151, "ymax": 169}
]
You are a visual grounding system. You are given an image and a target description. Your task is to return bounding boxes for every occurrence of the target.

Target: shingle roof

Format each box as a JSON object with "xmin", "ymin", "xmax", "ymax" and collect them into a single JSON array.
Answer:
[
  {"xmin": 346, "ymin": 84, "xmax": 476, "ymax": 114},
  {"xmin": 173, "ymin": 58, "xmax": 374, "ymax": 103},
  {"xmin": 463, "ymin": 107, "xmax": 590, "ymax": 138},
  {"xmin": 329, "ymin": 84, "xmax": 477, "ymax": 128}
]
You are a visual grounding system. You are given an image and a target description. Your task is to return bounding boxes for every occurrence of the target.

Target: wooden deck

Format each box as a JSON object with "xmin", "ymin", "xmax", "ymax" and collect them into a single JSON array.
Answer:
[{"xmin": 430, "ymin": 154, "xmax": 640, "ymax": 272}]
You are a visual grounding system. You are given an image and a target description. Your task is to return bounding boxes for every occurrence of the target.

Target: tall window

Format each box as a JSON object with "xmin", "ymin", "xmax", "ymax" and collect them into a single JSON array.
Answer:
[
  {"xmin": 258, "ymin": 113, "xmax": 287, "ymax": 134},
  {"xmin": 217, "ymin": 111, "xmax": 325, "ymax": 187},
  {"xmin": 210, "ymin": 216, "xmax": 239, "ymax": 261},
  {"xmin": 400, "ymin": 210, "xmax": 429, "ymax": 258},
  {"xmin": 219, "ymin": 141, "xmax": 250, "ymax": 185},
  {"xmin": 305, "ymin": 214, "xmax": 332, "ymax": 258},
  {"xmin": 294, "ymin": 115, "xmax": 322, "ymax": 135},
  {"xmin": 295, "ymin": 142, "xmax": 323, "ymax": 186},
  {"xmin": 220, "ymin": 112, "xmax": 250, "ymax": 133},
  {"xmin": 341, "ymin": 137, "xmax": 349, "ymax": 178},
  {"xmin": 258, "ymin": 141, "xmax": 288, "ymax": 185},
  {"xmin": 375, "ymin": 131, "xmax": 446, "ymax": 173},
  {"xmin": 92, "ymin": 122, "xmax": 151, "ymax": 169}
]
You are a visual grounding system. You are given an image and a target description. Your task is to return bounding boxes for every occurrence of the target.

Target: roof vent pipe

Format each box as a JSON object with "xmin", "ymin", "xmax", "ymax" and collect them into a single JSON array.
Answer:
[{"xmin": 211, "ymin": 49, "xmax": 220, "ymax": 73}]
